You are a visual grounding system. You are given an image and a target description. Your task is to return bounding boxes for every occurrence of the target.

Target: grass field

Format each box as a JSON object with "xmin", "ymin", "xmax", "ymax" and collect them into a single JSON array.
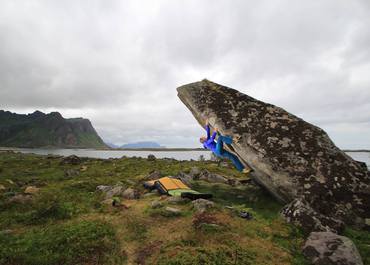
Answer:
[{"xmin": 0, "ymin": 151, "xmax": 368, "ymax": 265}]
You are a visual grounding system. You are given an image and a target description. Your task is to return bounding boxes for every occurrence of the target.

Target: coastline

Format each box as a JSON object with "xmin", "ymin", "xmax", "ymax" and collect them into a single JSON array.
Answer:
[{"xmin": 0, "ymin": 146, "xmax": 206, "ymax": 152}]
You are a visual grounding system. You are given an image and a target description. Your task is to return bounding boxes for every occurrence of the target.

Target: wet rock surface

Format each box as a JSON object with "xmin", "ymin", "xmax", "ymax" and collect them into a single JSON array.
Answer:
[
  {"xmin": 303, "ymin": 232, "xmax": 363, "ymax": 265},
  {"xmin": 177, "ymin": 79, "xmax": 370, "ymax": 226}
]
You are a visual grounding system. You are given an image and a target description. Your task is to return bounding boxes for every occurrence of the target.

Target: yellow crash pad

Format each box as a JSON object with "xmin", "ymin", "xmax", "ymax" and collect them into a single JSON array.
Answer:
[{"xmin": 156, "ymin": 177, "xmax": 190, "ymax": 192}]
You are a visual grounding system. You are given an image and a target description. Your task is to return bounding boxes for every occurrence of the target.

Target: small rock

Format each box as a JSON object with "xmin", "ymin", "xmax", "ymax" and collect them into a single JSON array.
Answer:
[
  {"xmin": 0, "ymin": 185, "xmax": 6, "ymax": 192},
  {"xmin": 227, "ymin": 178, "xmax": 241, "ymax": 186},
  {"xmin": 239, "ymin": 211, "xmax": 253, "ymax": 220},
  {"xmin": 60, "ymin": 155, "xmax": 81, "ymax": 165},
  {"xmin": 24, "ymin": 186, "xmax": 40, "ymax": 194},
  {"xmin": 198, "ymin": 170, "xmax": 228, "ymax": 184},
  {"xmin": 147, "ymin": 154, "xmax": 156, "ymax": 161},
  {"xmin": 192, "ymin": 199, "xmax": 215, "ymax": 213},
  {"xmin": 219, "ymin": 162, "xmax": 229, "ymax": 168},
  {"xmin": 6, "ymin": 179, "xmax": 14, "ymax": 185},
  {"xmin": 122, "ymin": 188, "xmax": 140, "ymax": 199},
  {"xmin": 101, "ymin": 199, "xmax": 114, "ymax": 205},
  {"xmin": 151, "ymin": 200, "xmax": 163, "ymax": 209},
  {"xmin": 303, "ymin": 232, "xmax": 363, "ymax": 265},
  {"xmin": 165, "ymin": 207, "xmax": 181, "ymax": 215},
  {"xmin": 96, "ymin": 185, "xmax": 112, "ymax": 193},
  {"xmin": 145, "ymin": 170, "xmax": 162, "ymax": 180},
  {"xmin": 7, "ymin": 194, "xmax": 33, "ymax": 204},
  {"xmin": 143, "ymin": 192, "xmax": 156, "ymax": 198},
  {"xmin": 189, "ymin": 167, "xmax": 201, "ymax": 178},
  {"xmin": 0, "ymin": 229, "xmax": 13, "ymax": 235},
  {"xmin": 176, "ymin": 172, "xmax": 193, "ymax": 186},
  {"xmin": 105, "ymin": 186, "xmax": 125, "ymax": 199},
  {"xmin": 64, "ymin": 169, "xmax": 80, "ymax": 178},
  {"xmin": 167, "ymin": 196, "xmax": 189, "ymax": 204},
  {"xmin": 80, "ymin": 165, "xmax": 88, "ymax": 172},
  {"xmin": 46, "ymin": 154, "xmax": 61, "ymax": 159}
]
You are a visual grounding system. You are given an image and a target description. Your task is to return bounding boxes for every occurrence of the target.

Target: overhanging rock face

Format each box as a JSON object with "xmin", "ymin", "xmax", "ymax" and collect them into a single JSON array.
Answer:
[{"xmin": 177, "ymin": 79, "xmax": 370, "ymax": 225}]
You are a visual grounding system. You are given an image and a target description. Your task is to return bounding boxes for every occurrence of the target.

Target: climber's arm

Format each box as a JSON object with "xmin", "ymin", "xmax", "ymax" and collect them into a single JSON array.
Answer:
[
  {"xmin": 205, "ymin": 124, "xmax": 210, "ymax": 139},
  {"xmin": 210, "ymin": 130, "xmax": 217, "ymax": 141}
]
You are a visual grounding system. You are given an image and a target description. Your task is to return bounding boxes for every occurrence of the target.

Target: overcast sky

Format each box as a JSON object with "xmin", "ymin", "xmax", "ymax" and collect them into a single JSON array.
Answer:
[{"xmin": 0, "ymin": 0, "xmax": 369, "ymax": 148}]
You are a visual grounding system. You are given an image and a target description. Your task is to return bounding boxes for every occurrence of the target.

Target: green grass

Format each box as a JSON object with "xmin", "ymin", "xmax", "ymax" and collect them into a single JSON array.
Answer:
[
  {"xmin": 344, "ymin": 228, "xmax": 370, "ymax": 265},
  {"xmin": 0, "ymin": 220, "xmax": 122, "ymax": 265},
  {"xmin": 157, "ymin": 245, "xmax": 256, "ymax": 265},
  {"xmin": 0, "ymin": 152, "xmax": 368, "ymax": 265}
]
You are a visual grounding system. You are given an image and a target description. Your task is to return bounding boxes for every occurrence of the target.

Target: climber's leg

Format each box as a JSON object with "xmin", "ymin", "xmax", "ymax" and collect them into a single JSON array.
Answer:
[
  {"xmin": 215, "ymin": 135, "xmax": 224, "ymax": 156},
  {"xmin": 216, "ymin": 135, "xmax": 232, "ymax": 154},
  {"xmin": 221, "ymin": 151, "xmax": 245, "ymax": 172}
]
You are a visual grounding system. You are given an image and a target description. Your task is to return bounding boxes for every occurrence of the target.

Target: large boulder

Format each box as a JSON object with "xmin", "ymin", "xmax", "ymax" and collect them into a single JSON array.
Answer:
[
  {"xmin": 177, "ymin": 79, "xmax": 370, "ymax": 226},
  {"xmin": 281, "ymin": 198, "xmax": 344, "ymax": 234},
  {"xmin": 303, "ymin": 232, "xmax": 363, "ymax": 265}
]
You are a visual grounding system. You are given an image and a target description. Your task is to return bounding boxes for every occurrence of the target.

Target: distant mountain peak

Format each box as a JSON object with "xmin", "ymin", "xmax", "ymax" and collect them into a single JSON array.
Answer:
[
  {"xmin": 0, "ymin": 110, "xmax": 107, "ymax": 149},
  {"xmin": 121, "ymin": 141, "xmax": 164, "ymax": 149},
  {"xmin": 31, "ymin": 110, "xmax": 45, "ymax": 116}
]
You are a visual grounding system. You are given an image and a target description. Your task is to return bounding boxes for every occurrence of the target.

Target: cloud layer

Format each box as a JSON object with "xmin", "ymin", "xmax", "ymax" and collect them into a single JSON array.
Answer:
[{"xmin": 1, "ymin": 0, "xmax": 369, "ymax": 148}]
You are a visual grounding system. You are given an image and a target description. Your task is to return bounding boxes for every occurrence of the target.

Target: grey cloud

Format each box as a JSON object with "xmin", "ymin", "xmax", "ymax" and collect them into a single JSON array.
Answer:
[{"xmin": 0, "ymin": 0, "xmax": 369, "ymax": 148}]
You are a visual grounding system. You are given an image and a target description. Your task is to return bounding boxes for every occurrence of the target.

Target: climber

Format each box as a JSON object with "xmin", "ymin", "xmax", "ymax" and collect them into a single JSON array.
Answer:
[{"xmin": 200, "ymin": 121, "xmax": 247, "ymax": 172}]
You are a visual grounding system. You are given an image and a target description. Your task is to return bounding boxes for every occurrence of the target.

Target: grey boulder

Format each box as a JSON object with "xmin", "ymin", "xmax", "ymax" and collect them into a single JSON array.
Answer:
[
  {"xmin": 281, "ymin": 198, "xmax": 344, "ymax": 234},
  {"xmin": 303, "ymin": 232, "xmax": 363, "ymax": 265},
  {"xmin": 192, "ymin": 198, "xmax": 215, "ymax": 213},
  {"xmin": 122, "ymin": 188, "xmax": 140, "ymax": 199},
  {"xmin": 177, "ymin": 79, "xmax": 370, "ymax": 227},
  {"xmin": 198, "ymin": 170, "xmax": 228, "ymax": 184},
  {"xmin": 96, "ymin": 185, "xmax": 125, "ymax": 199}
]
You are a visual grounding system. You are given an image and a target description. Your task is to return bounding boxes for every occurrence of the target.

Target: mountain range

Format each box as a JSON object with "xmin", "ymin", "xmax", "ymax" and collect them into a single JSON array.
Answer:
[
  {"xmin": 0, "ymin": 110, "xmax": 107, "ymax": 148},
  {"xmin": 120, "ymin": 141, "xmax": 164, "ymax": 149}
]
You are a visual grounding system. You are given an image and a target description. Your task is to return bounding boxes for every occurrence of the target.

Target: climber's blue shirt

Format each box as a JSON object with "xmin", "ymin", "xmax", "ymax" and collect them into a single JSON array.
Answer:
[{"xmin": 203, "ymin": 125, "xmax": 217, "ymax": 152}]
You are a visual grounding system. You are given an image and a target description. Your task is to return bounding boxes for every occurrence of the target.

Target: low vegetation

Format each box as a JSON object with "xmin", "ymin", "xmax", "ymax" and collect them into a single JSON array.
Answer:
[{"xmin": 0, "ymin": 151, "xmax": 368, "ymax": 264}]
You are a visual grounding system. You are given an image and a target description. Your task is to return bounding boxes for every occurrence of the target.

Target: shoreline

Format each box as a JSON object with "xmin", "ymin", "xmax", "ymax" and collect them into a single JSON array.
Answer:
[
  {"xmin": 1, "ymin": 146, "xmax": 369, "ymax": 152},
  {"xmin": 0, "ymin": 147, "xmax": 206, "ymax": 152}
]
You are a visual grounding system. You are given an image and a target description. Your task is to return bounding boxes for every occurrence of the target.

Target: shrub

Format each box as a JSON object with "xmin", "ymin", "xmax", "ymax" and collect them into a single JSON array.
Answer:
[
  {"xmin": 14, "ymin": 198, "xmax": 75, "ymax": 225},
  {"xmin": 192, "ymin": 212, "xmax": 219, "ymax": 229}
]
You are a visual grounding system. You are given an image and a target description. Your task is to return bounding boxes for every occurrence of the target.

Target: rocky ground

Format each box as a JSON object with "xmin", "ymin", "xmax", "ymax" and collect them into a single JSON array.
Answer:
[{"xmin": 0, "ymin": 151, "xmax": 368, "ymax": 265}]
